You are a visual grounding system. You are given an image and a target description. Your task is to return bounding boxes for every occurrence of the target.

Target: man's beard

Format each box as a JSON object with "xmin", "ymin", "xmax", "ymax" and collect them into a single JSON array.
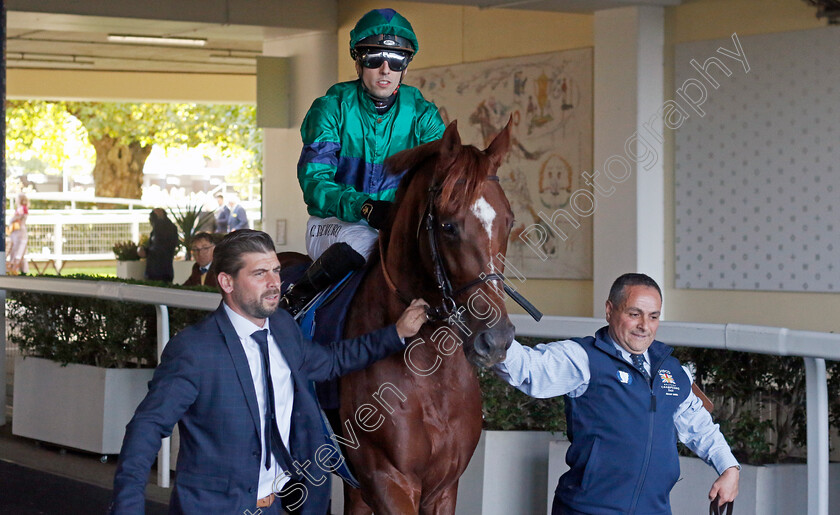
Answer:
[{"xmin": 240, "ymin": 289, "xmax": 280, "ymax": 320}]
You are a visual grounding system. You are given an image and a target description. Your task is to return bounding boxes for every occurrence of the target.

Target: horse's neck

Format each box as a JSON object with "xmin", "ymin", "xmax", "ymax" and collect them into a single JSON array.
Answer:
[{"xmin": 346, "ymin": 259, "xmax": 405, "ymax": 336}]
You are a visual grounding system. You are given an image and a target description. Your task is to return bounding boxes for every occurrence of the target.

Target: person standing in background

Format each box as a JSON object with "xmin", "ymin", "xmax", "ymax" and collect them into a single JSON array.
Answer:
[
  {"xmin": 214, "ymin": 193, "xmax": 230, "ymax": 233},
  {"xmin": 7, "ymin": 192, "xmax": 30, "ymax": 275},
  {"xmin": 228, "ymin": 196, "xmax": 249, "ymax": 231},
  {"xmin": 139, "ymin": 208, "xmax": 179, "ymax": 283}
]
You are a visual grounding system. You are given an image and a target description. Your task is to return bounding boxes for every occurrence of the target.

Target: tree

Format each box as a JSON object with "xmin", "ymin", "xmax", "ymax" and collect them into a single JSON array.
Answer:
[{"xmin": 5, "ymin": 100, "xmax": 260, "ymax": 199}]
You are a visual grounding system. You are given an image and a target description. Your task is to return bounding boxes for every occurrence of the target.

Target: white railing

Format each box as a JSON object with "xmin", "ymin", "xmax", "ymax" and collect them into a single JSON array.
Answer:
[
  {"xmin": 0, "ymin": 277, "xmax": 833, "ymax": 514},
  {"xmin": 6, "ymin": 207, "xmax": 261, "ymax": 265}
]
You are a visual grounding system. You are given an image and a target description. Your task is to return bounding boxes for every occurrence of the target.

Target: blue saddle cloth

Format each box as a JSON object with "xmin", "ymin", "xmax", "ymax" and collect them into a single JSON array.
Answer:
[
  {"xmin": 281, "ymin": 262, "xmax": 368, "ymax": 409},
  {"xmin": 302, "ymin": 269, "xmax": 367, "ymax": 409}
]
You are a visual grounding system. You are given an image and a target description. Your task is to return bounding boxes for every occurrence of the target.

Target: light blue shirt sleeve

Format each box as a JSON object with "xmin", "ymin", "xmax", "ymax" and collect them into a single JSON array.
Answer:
[
  {"xmin": 674, "ymin": 366, "xmax": 741, "ymax": 474},
  {"xmin": 494, "ymin": 339, "xmax": 590, "ymax": 398}
]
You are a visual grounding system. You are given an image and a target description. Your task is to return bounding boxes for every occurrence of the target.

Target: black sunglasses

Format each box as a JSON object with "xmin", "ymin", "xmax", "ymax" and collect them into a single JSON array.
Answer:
[{"xmin": 358, "ymin": 50, "xmax": 411, "ymax": 72}]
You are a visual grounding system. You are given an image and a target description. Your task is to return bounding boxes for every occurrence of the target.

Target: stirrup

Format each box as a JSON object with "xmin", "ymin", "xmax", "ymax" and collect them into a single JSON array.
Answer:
[{"xmin": 279, "ymin": 242, "xmax": 364, "ymax": 316}]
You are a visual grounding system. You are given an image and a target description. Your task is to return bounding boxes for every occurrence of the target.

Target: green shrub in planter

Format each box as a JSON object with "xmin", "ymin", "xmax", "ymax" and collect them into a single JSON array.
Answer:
[
  {"xmin": 112, "ymin": 241, "xmax": 141, "ymax": 261},
  {"xmin": 7, "ymin": 274, "xmax": 214, "ymax": 369},
  {"xmin": 479, "ymin": 337, "xmax": 566, "ymax": 433},
  {"xmin": 674, "ymin": 347, "xmax": 840, "ymax": 464}
]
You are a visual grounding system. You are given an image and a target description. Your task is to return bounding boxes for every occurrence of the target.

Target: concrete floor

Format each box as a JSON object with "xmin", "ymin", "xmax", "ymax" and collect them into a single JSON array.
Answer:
[
  {"xmin": 0, "ymin": 422, "xmax": 172, "ymax": 506},
  {"xmin": 1, "ymin": 344, "xmax": 170, "ymax": 506}
]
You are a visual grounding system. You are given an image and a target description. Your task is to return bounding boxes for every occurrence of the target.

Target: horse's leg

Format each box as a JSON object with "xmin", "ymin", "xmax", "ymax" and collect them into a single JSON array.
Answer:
[
  {"xmin": 356, "ymin": 469, "xmax": 421, "ymax": 515},
  {"xmin": 344, "ymin": 486, "xmax": 372, "ymax": 515},
  {"xmin": 419, "ymin": 484, "xmax": 458, "ymax": 515}
]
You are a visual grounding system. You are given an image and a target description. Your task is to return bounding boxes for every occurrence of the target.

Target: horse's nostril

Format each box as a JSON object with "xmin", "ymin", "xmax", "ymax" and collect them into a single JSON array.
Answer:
[{"xmin": 474, "ymin": 332, "xmax": 493, "ymax": 357}]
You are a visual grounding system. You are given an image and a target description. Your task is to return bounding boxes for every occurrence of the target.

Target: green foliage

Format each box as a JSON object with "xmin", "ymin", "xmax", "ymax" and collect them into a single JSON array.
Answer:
[
  {"xmin": 479, "ymin": 336, "xmax": 566, "ymax": 432},
  {"xmin": 7, "ymin": 274, "xmax": 214, "ymax": 369},
  {"xmin": 673, "ymin": 347, "xmax": 840, "ymax": 464},
  {"xmin": 5, "ymin": 100, "xmax": 263, "ymax": 190},
  {"xmin": 64, "ymin": 102, "xmax": 260, "ymax": 155},
  {"xmin": 5, "ymin": 100, "xmax": 93, "ymax": 173},
  {"xmin": 112, "ymin": 240, "xmax": 141, "ymax": 261},
  {"xmin": 168, "ymin": 203, "xmax": 216, "ymax": 258}
]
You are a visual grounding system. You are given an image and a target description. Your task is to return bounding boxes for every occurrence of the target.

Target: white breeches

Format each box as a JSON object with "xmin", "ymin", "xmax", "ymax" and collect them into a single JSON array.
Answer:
[{"xmin": 305, "ymin": 216, "xmax": 377, "ymax": 261}]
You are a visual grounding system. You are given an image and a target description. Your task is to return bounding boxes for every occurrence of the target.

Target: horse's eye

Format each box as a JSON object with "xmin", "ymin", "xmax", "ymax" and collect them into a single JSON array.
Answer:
[{"xmin": 440, "ymin": 222, "xmax": 458, "ymax": 236}]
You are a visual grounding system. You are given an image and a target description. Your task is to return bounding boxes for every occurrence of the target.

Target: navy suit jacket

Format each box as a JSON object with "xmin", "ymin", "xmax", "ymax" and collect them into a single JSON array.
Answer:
[
  {"xmin": 112, "ymin": 303, "xmax": 403, "ymax": 514},
  {"xmin": 229, "ymin": 205, "xmax": 249, "ymax": 231}
]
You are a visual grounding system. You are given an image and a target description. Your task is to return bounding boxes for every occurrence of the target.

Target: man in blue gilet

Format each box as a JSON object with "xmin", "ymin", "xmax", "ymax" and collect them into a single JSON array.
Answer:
[{"xmin": 496, "ymin": 273, "xmax": 740, "ymax": 515}]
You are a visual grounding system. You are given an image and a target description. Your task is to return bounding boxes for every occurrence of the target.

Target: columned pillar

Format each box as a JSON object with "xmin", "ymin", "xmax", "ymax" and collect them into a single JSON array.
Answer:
[
  {"xmin": 592, "ymin": 6, "xmax": 665, "ymax": 312},
  {"xmin": 261, "ymin": 31, "xmax": 337, "ymax": 252}
]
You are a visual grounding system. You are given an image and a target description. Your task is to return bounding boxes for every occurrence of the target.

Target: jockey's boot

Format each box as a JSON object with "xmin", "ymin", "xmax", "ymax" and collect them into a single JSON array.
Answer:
[{"xmin": 279, "ymin": 242, "xmax": 365, "ymax": 316}]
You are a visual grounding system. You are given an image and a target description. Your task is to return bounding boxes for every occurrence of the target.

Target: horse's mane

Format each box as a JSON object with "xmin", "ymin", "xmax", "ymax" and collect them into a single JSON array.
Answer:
[{"xmin": 386, "ymin": 137, "xmax": 490, "ymax": 213}]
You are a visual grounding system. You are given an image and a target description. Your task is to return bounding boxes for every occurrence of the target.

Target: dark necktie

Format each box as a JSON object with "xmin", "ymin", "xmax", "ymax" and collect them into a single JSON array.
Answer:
[
  {"xmin": 631, "ymin": 353, "xmax": 652, "ymax": 384},
  {"xmin": 199, "ymin": 266, "xmax": 208, "ymax": 274},
  {"xmin": 251, "ymin": 329, "xmax": 294, "ymax": 470}
]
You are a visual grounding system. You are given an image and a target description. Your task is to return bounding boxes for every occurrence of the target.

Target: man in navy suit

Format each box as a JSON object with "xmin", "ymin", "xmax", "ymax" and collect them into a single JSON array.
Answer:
[
  {"xmin": 214, "ymin": 194, "xmax": 231, "ymax": 233},
  {"xmin": 228, "ymin": 196, "xmax": 249, "ymax": 231},
  {"xmin": 111, "ymin": 230, "xmax": 428, "ymax": 514}
]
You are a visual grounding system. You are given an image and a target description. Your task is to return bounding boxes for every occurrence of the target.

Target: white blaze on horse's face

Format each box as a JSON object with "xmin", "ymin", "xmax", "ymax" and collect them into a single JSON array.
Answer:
[{"xmin": 470, "ymin": 196, "xmax": 496, "ymax": 248}]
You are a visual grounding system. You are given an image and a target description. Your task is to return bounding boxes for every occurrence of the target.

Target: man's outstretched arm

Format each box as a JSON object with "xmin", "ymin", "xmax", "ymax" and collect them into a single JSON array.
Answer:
[{"xmin": 494, "ymin": 339, "xmax": 590, "ymax": 399}]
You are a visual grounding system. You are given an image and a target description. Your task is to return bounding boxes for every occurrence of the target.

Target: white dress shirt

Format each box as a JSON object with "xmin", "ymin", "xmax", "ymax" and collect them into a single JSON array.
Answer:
[
  {"xmin": 496, "ymin": 336, "xmax": 740, "ymax": 475},
  {"xmin": 223, "ymin": 303, "xmax": 295, "ymax": 498}
]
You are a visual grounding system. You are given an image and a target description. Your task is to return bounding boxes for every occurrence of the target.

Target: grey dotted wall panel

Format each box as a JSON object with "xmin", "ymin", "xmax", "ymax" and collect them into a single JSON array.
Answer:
[{"xmin": 674, "ymin": 27, "xmax": 839, "ymax": 292}]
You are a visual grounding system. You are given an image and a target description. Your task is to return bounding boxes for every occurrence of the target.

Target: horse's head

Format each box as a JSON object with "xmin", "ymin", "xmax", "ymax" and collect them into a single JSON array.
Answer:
[{"xmin": 383, "ymin": 119, "xmax": 516, "ymax": 368}]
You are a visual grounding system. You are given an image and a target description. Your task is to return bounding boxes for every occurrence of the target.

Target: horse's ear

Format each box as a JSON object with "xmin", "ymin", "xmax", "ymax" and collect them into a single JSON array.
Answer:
[
  {"xmin": 439, "ymin": 120, "xmax": 462, "ymax": 165},
  {"xmin": 485, "ymin": 115, "xmax": 513, "ymax": 169}
]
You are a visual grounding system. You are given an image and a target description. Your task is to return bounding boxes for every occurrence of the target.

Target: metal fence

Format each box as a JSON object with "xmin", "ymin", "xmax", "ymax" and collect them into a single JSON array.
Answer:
[{"xmin": 9, "ymin": 208, "xmax": 260, "ymax": 265}]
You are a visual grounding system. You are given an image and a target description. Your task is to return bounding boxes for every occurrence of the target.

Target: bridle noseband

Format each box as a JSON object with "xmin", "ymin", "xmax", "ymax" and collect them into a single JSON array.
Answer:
[{"xmin": 380, "ymin": 175, "xmax": 542, "ymax": 324}]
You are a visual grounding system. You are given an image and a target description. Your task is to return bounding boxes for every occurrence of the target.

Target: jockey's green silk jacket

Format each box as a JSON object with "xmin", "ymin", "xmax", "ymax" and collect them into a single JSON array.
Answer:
[{"xmin": 297, "ymin": 80, "xmax": 445, "ymax": 222}]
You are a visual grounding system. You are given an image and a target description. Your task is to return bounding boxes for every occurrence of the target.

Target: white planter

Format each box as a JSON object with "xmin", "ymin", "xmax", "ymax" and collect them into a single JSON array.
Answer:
[
  {"xmin": 116, "ymin": 259, "xmax": 146, "ymax": 280},
  {"xmin": 671, "ymin": 457, "xmax": 840, "ymax": 514},
  {"xmin": 172, "ymin": 260, "xmax": 195, "ymax": 284},
  {"xmin": 455, "ymin": 430, "xmax": 558, "ymax": 515},
  {"xmin": 548, "ymin": 438, "xmax": 840, "ymax": 514},
  {"xmin": 12, "ymin": 356, "xmax": 154, "ymax": 455},
  {"xmin": 116, "ymin": 260, "xmax": 194, "ymax": 284}
]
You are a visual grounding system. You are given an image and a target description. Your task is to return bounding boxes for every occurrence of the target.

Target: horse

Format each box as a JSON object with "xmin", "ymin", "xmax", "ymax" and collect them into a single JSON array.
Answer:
[{"xmin": 339, "ymin": 120, "xmax": 517, "ymax": 514}]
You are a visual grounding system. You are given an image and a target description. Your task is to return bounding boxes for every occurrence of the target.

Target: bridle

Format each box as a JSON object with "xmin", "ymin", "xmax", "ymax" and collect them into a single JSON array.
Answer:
[{"xmin": 379, "ymin": 176, "xmax": 542, "ymax": 324}]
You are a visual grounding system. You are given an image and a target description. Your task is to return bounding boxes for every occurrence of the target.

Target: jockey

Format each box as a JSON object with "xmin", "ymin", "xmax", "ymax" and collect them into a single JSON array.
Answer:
[{"xmin": 281, "ymin": 8, "xmax": 445, "ymax": 315}]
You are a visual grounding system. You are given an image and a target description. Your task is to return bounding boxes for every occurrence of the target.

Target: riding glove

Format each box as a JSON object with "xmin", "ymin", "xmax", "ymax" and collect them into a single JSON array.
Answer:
[{"xmin": 360, "ymin": 199, "xmax": 392, "ymax": 230}]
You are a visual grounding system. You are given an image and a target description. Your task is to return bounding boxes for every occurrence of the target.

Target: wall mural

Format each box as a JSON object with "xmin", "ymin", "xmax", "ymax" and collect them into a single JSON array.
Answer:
[{"xmin": 411, "ymin": 49, "xmax": 593, "ymax": 278}]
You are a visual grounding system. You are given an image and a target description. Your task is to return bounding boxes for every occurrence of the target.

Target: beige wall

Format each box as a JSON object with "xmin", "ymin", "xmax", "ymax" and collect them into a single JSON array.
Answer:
[
  {"xmin": 8, "ymin": 69, "xmax": 255, "ymax": 103},
  {"xmin": 662, "ymin": 0, "xmax": 837, "ymax": 332},
  {"xmin": 337, "ymin": 1, "xmax": 593, "ymax": 81}
]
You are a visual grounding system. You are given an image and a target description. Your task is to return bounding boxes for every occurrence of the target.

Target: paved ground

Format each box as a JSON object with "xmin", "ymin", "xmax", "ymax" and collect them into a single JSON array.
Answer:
[
  {"xmin": 0, "ymin": 422, "xmax": 172, "ymax": 511},
  {"xmin": 0, "ymin": 459, "xmax": 169, "ymax": 514}
]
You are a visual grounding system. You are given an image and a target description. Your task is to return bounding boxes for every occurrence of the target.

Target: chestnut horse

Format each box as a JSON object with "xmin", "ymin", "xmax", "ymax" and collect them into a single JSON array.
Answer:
[{"xmin": 340, "ymin": 120, "xmax": 516, "ymax": 514}]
